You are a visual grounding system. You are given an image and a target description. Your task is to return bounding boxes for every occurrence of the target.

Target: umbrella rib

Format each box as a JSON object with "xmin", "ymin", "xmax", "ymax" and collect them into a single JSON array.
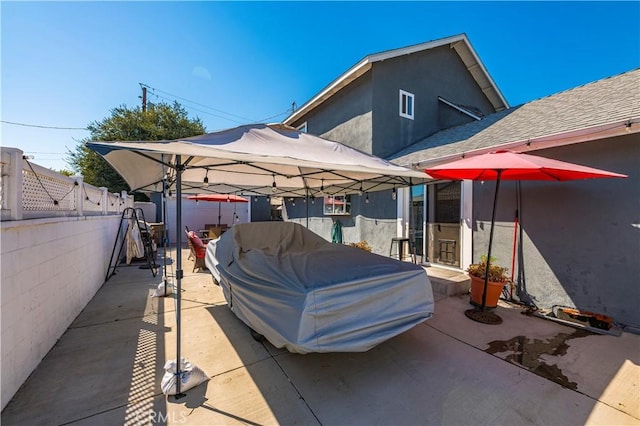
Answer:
[{"xmin": 540, "ymin": 169, "xmax": 564, "ymax": 181}]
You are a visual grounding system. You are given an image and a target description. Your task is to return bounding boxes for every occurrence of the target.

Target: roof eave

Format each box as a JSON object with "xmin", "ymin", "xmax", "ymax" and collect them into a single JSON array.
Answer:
[
  {"xmin": 285, "ymin": 59, "xmax": 373, "ymax": 126},
  {"xmin": 409, "ymin": 117, "xmax": 639, "ymax": 169},
  {"xmin": 449, "ymin": 38, "xmax": 509, "ymax": 112}
]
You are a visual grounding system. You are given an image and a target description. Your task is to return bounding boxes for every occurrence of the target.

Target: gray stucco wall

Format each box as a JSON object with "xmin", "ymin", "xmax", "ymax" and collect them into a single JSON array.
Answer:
[
  {"xmin": 250, "ymin": 197, "xmax": 272, "ymax": 222},
  {"xmin": 438, "ymin": 102, "xmax": 479, "ymax": 130},
  {"xmin": 288, "ymin": 215, "xmax": 397, "ymax": 257},
  {"xmin": 284, "ymin": 47, "xmax": 498, "ymax": 258},
  {"xmin": 293, "ymin": 71, "xmax": 374, "ymax": 153},
  {"xmin": 283, "ymin": 190, "xmax": 398, "ymax": 255},
  {"xmin": 371, "ymin": 45, "xmax": 496, "ymax": 158},
  {"xmin": 291, "ymin": 45, "xmax": 496, "ymax": 159},
  {"xmin": 471, "ymin": 135, "xmax": 639, "ymax": 326}
]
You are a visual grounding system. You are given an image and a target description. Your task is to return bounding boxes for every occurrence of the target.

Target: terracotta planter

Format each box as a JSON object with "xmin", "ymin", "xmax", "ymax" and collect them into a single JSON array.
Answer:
[{"xmin": 469, "ymin": 275, "xmax": 507, "ymax": 309}]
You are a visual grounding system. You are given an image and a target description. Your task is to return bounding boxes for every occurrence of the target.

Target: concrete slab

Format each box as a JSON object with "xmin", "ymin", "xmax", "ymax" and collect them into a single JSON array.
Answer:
[
  {"xmin": 161, "ymin": 302, "xmax": 274, "ymax": 378},
  {"xmin": 429, "ymin": 296, "xmax": 640, "ymax": 421},
  {"xmin": 1, "ymin": 311, "xmax": 170, "ymax": 425},
  {"xmin": 552, "ymin": 332, "xmax": 640, "ymax": 418},
  {"xmin": 70, "ymin": 271, "xmax": 162, "ymax": 328},
  {"xmin": 70, "ymin": 358, "xmax": 320, "ymax": 426},
  {"xmin": 163, "ymin": 358, "xmax": 320, "ymax": 425},
  {"xmin": 272, "ymin": 322, "xmax": 636, "ymax": 425},
  {"xmin": 2, "ymin": 248, "xmax": 639, "ymax": 425}
]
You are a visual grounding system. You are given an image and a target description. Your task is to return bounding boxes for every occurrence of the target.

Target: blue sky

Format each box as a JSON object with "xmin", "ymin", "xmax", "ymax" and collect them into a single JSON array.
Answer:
[{"xmin": 2, "ymin": 1, "xmax": 639, "ymax": 171}]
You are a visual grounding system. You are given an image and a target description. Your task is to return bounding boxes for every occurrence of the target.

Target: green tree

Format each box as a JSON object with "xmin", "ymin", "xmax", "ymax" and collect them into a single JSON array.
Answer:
[
  {"xmin": 57, "ymin": 169, "xmax": 74, "ymax": 176},
  {"xmin": 67, "ymin": 102, "xmax": 205, "ymax": 195}
]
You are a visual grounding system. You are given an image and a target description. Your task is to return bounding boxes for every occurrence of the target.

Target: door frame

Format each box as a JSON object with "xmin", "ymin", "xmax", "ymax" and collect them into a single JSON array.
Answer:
[{"xmin": 399, "ymin": 182, "xmax": 472, "ymax": 270}]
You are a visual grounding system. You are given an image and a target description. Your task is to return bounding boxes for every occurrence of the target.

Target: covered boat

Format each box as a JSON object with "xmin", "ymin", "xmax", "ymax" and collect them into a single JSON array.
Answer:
[{"xmin": 206, "ymin": 222, "xmax": 434, "ymax": 353}]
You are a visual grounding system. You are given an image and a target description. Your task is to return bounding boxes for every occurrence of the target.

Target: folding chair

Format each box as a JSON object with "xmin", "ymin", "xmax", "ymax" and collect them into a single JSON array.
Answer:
[{"xmin": 185, "ymin": 227, "xmax": 207, "ymax": 272}]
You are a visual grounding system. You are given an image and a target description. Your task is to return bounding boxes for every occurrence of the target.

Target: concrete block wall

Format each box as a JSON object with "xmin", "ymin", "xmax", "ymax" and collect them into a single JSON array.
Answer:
[{"xmin": 1, "ymin": 215, "xmax": 120, "ymax": 409}]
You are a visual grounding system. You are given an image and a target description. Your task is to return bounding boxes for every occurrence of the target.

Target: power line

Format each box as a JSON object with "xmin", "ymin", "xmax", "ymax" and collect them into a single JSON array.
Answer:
[
  {"xmin": 0, "ymin": 120, "xmax": 88, "ymax": 130},
  {"xmin": 1, "ymin": 89, "xmax": 292, "ymax": 132},
  {"xmin": 140, "ymin": 82, "xmax": 293, "ymax": 125},
  {"xmin": 148, "ymin": 92, "xmax": 247, "ymax": 125},
  {"xmin": 141, "ymin": 83, "xmax": 257, "ymax": 123},
  {"xmin": 256, "ymin": 108, "xmax": 293, "ymax": 123}
]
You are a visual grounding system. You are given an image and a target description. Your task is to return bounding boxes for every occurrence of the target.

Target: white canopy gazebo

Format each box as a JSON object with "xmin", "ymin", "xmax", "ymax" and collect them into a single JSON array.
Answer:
[{"xmin": 87, "ymin": 123, "xmax": 430, "ymax": 395}]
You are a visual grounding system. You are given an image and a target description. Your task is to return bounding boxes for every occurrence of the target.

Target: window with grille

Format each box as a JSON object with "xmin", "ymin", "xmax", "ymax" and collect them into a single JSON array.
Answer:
[{"xmin": 435, "ymin": 182, "xmax": 460, "ymax": 223}]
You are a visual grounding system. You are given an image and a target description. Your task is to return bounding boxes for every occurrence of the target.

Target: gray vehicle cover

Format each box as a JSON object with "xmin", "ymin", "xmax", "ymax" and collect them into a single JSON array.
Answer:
[{"xmin": 205, "ymin": 222, "xmax": 434, "ymax": 353}]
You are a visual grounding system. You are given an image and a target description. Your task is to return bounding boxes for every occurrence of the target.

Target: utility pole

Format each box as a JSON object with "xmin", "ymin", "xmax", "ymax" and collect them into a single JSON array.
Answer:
[{"xmin": 141, "ymin": 86, "xmax": 147, "ymax": 112}]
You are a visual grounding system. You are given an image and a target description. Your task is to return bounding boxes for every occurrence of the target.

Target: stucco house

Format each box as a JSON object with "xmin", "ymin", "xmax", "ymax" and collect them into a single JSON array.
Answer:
[
  {"xmin": 282, "ymin": 34, "xmax": 506, "ymax": 255},
  {"xmin": 282, "ymin": 34, "xmax": 640, "ymax": 327}
]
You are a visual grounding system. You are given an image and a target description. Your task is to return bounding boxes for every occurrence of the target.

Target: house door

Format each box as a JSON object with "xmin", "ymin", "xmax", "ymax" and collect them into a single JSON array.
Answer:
[{"xmin": 425, "ymin": 182, "xmax": 461, "ymax": 267}]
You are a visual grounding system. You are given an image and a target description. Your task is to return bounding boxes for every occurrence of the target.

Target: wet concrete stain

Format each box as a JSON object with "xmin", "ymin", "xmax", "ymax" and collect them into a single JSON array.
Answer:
[{"xmin": 485, "ymin": 329, "xmax": 593, "ymax": 391}]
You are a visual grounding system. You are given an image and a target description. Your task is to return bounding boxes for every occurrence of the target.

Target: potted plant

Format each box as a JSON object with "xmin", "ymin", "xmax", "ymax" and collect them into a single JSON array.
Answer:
[{"xmin": 466, "ymin": 255, "xmax": 510, "ymax": 309}]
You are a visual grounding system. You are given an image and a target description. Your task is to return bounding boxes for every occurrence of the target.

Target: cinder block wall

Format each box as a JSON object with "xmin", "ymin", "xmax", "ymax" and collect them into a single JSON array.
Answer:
[{"xmin": 1, "ymin": 215, "xmax": 120, "ymax": 409}]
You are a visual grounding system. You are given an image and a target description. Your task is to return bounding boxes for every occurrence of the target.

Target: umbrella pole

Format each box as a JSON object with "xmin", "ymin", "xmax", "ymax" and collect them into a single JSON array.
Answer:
[
  {"xmin": 481, "ymin": 171, "xmax": 501, "ymax": 310},
  {"xmin": 174, "ymin": 155, "xmax": 185, "ymax": 398},
  {"xmin": 233, "ymin": 193, "xmax": 238, "ymax": 223},
  {"xmin": 466, "ymin": 170, "xmax": 503, "ymax": 325},
  {"xmin": 510, "ymin": 208, "xmax": 519, "ymax": 300}
]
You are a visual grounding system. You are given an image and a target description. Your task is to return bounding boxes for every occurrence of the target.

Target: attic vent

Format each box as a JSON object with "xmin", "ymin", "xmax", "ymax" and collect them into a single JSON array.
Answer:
[{"xmin": 438, "ymin": 96, "xmax": 483, "ymax": 120}]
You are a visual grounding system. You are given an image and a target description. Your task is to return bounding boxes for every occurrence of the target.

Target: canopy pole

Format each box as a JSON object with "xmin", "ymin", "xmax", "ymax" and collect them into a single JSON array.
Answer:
[
  {"xmin": 162, "ymin": 155, "xmax": 168, "ymax": 297},
  {"xmin": 305, "ymin": 187, "xmax": 309, "ymax": 229},
  {"xmin": 174, "ymin": 155, "xmax": 185, "ymax": 398}
]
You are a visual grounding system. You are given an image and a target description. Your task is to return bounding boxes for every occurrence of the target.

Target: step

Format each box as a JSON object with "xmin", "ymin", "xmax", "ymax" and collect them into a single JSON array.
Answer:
[{"xmin": 424, "ymin": 267, "xmax": 471, "ymax": 297}]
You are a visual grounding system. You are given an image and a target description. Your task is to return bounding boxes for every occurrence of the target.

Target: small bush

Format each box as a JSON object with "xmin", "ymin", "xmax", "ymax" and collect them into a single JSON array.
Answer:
[{"xmin": 466, "ymin": 255, "xmax": 510, "ymax": 283}]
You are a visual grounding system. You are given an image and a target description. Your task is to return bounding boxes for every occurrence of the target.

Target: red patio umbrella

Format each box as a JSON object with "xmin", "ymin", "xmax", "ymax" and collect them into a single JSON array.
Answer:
[
  {"xmin": 425, "ymin": 150, "xmax": 627, "ymax": 324},
  {"xmin": 187, "ymin": 194, "xmax": 248, "ymax": 226}
]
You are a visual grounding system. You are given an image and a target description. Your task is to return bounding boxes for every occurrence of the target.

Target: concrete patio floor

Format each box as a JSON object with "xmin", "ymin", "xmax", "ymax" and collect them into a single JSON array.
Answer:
[{"xmin": 2, "ymin": 249, "xmax": 639, "ymax": 425}]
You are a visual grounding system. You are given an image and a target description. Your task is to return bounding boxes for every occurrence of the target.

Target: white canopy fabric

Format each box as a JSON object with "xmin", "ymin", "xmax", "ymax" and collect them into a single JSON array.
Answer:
[
  {"xmin": 86, "ymin": 123, "xmax": 430, "ymax": 394},
  {"xmin": 86, "ymin": 123, "xmax": 428, "ymax": 197}
]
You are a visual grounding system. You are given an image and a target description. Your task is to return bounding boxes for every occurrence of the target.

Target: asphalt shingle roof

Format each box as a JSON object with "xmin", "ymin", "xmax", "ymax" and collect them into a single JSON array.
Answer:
[{"xmin": 390, "ymin": 68, "xmax": 640, "ymax": 166}]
